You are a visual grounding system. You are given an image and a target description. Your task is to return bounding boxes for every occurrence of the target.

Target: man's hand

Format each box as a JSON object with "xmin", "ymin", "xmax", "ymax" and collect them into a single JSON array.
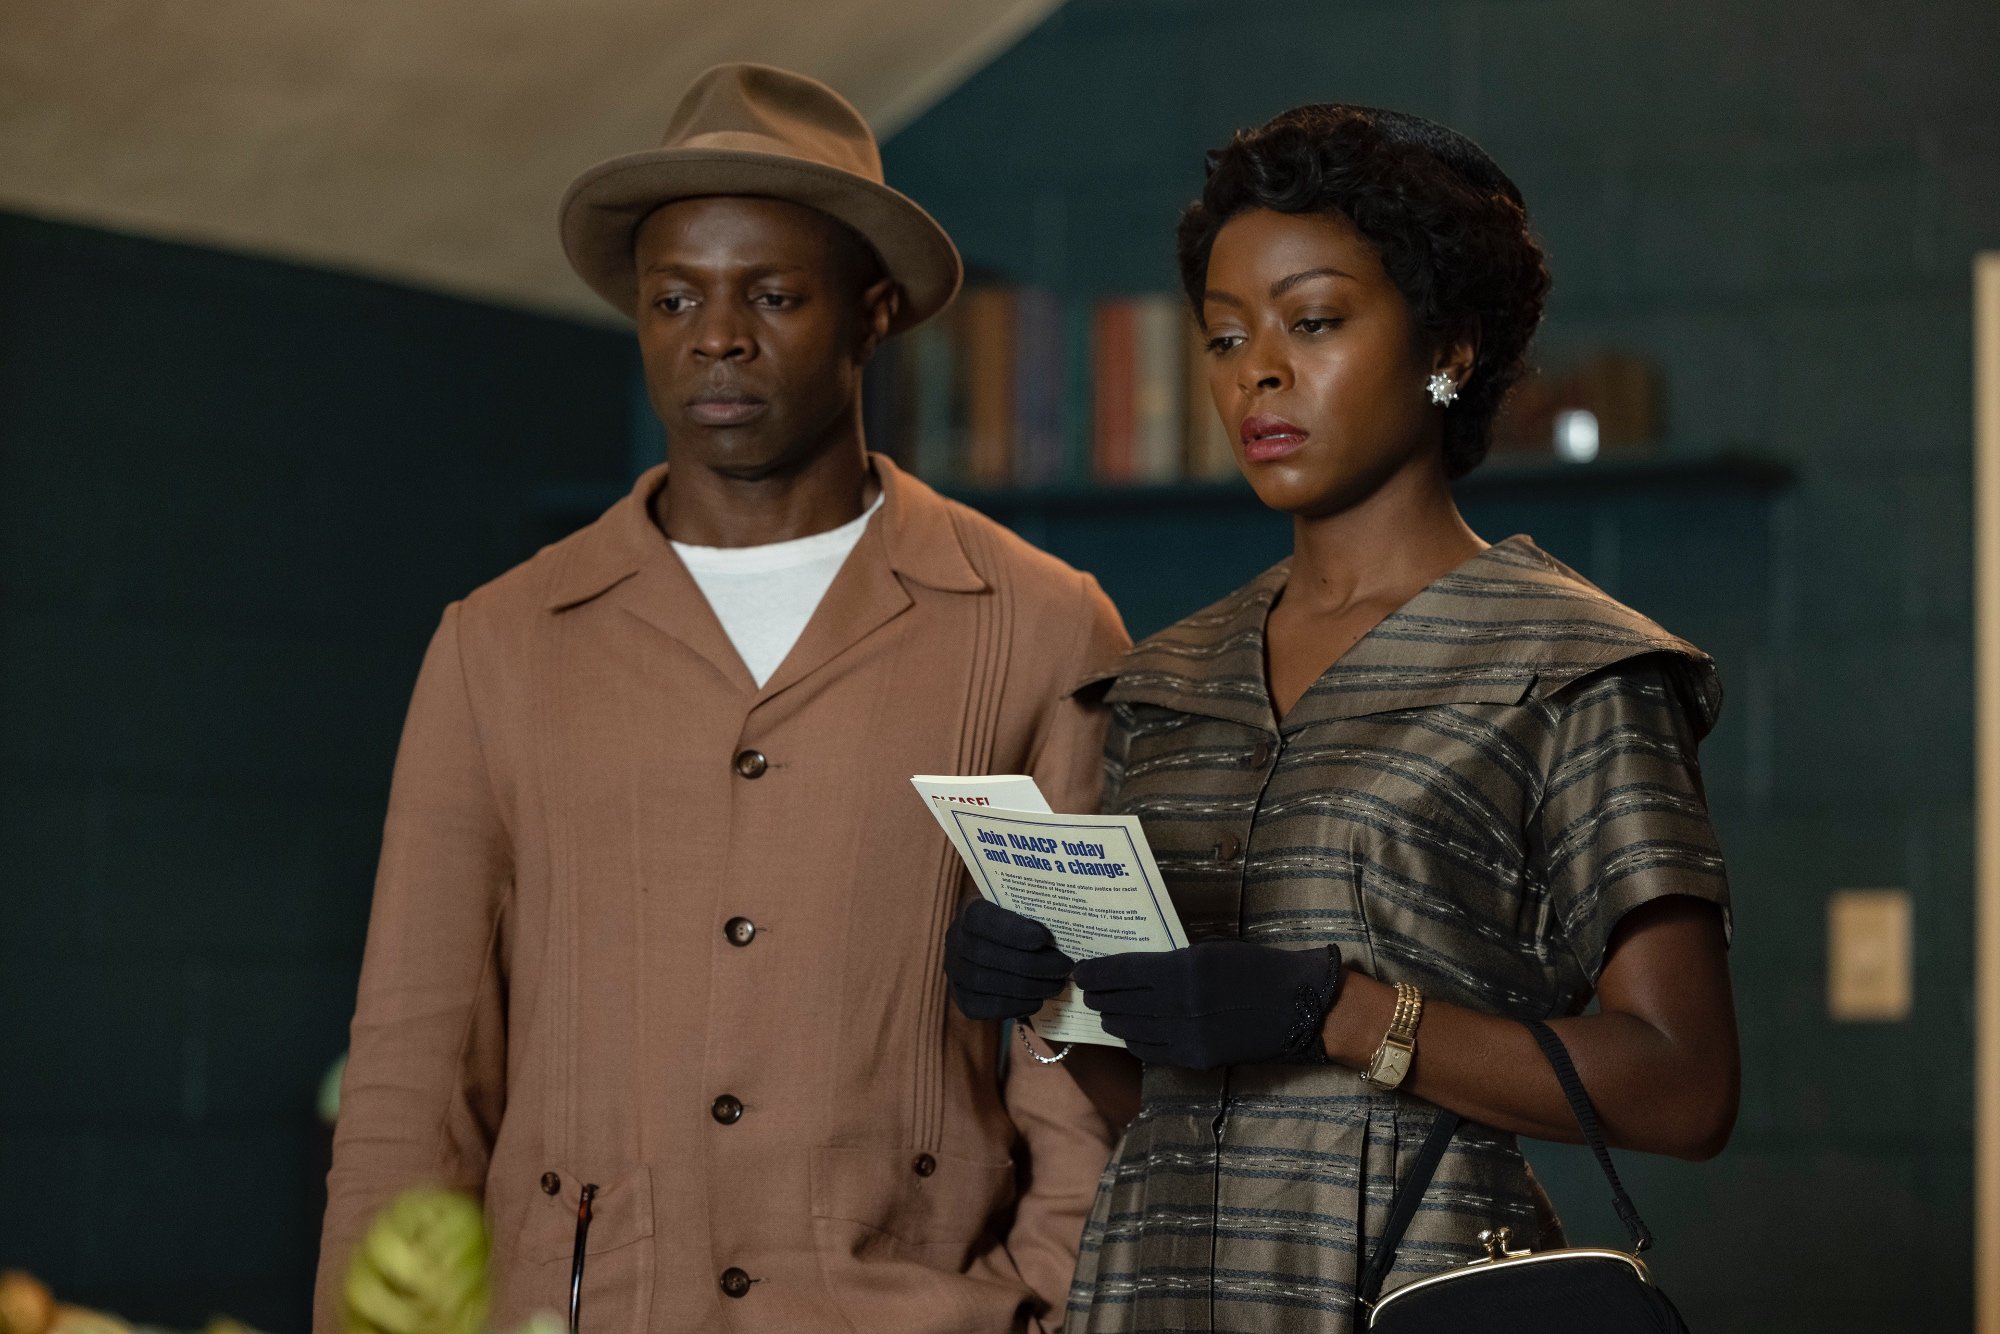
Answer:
[
  {"xmin": 943, "ymin": 899, "xmax": 1074, "ymax": 1022},
  {"xmin": 1074, "ymin": 940, "xmax": 1342, "ymax": 1070}
]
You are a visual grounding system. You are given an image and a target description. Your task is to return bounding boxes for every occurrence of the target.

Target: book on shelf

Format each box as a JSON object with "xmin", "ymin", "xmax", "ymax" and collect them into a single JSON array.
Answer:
[
  {"xmin": 1013, "ymin": 287, "xmax": 1065, "ymax": 486},
  {"xmin": 1130, "ymin": 294, "xmax": 1185, "ymax": 482},
  {"xmin": 910, "ymin": 312, "xmax": 958, "ymax": 483},
  {"xmin": 864, "ymin": 282, "xmax": 1242, "ymax": 490},
  {"xmin": 1183, "ymin": 319, "xmax": 1235, "ymax": 480},
  {"xmin": 958, "ymin": 286, "xmax": 1016, "ymax": 485},
  {"xmin": 1092, "ymin": 298, "xmax": 1137, "ymax": 483}
]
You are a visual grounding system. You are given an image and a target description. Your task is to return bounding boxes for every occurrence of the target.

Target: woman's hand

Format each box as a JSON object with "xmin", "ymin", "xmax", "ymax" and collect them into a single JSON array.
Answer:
[
  {"xmin": 943, "ymin": 899, "xmax": 1074, "ymax": 1022},
  {"xmin": 1074, "ymin": 941, "xmax": 1341, "ymax": 1070}
]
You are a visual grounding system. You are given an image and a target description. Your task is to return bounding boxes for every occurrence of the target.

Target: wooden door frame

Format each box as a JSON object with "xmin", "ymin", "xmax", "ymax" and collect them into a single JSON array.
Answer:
[{"xmin": 1975, "ymin": 250, "xmax": 2000, "ymax": 1334}]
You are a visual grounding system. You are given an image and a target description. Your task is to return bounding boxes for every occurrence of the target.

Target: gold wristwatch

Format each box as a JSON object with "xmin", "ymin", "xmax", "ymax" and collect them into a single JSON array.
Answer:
[{"xmin": 1361, "ymin": 981, "xmax": 1423, "ymax": 1089}]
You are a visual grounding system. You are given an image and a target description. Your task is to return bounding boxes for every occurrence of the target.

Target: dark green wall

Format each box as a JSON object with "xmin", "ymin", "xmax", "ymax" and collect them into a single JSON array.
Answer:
[
  {"xmin": 0, "ymin": 214, "xmax": 632, "ymax": 1329},
  {"xmin": 883, "ymin": 2, "xmax": 1997, "ymax": 1330},
  {"xmin": 4, "ymin": 3, "xmax": 1995, "ymax": 1329}
]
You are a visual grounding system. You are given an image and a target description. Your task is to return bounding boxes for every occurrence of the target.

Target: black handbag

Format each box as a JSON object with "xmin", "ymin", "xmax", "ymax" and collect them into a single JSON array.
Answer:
[{"xmin": 1356, "ymin": 1020, "xmax": 1692, "ymax": 1333}]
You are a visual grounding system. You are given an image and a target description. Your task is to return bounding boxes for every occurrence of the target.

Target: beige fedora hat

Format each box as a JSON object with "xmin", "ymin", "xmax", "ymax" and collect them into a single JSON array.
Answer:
[{"xmin": 559, "ymin": 62, "xmax": 963, "ymax": 332}]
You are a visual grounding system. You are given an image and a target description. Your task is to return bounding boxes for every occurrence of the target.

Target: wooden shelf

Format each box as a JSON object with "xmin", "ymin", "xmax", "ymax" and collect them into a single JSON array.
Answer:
[
  {"xmin": 534, "ymin": 451, "xmax": 1793, "ymax": 524},
  {"xmin": 945, "ymin": 451, "xmax": 1793, "ymax": 512},
  {"xmin": 1458, "ymin": 450, "xmax": 1794, "ymax": 494}
]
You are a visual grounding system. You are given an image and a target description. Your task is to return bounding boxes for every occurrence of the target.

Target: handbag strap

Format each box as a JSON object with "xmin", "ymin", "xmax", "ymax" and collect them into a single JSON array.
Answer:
[
  {"xmin": 1353, "ymin": 1018, "xmax": 1658, "ymax": 1318},
  {"xmin": 1354, "ymin": 1106, "xmax": 1461, "ymax": 1313},
  {"xmin": 1523, "ymin": 1019, "xmax": 1654, "ymax": 1254}
]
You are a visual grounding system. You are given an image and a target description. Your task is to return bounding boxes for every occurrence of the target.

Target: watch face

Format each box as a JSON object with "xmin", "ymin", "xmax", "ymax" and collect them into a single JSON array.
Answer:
[{"xmin": 1374, "ymin": 1046, "xmax": 1412, "ymax": 1087}]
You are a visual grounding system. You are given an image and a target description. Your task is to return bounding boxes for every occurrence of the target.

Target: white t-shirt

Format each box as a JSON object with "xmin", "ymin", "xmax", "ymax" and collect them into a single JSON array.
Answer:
[{"xmin": 670, "ymin": 493, "xmax": 885, "ymax": 687}]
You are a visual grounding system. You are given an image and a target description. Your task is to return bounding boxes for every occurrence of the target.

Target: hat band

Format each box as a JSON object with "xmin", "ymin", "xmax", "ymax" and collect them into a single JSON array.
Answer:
[{"xmin": 671, "ymin": 130, "xmax": 881, "ymax": 183}]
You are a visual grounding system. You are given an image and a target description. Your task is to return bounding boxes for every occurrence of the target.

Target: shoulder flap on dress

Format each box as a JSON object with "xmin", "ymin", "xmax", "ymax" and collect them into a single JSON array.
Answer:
[
  {"xmin": 1480, "ymin": 539, "xmax": 1722, "ymax": 735},
  {"xmin": 1068, "ymin": 561, "xmax": 1288, "ymax": 731}
]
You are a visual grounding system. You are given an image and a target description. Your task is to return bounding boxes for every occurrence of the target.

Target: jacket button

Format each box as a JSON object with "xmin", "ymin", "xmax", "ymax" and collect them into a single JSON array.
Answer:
[
  {"xmin": 912, "ymin": 1153, "xmax": 936, "ymax": 1177},
  {"xmin": 724, "ymin": 916, "xmax": 757, "ymax": 947},
  {"xmin": 1213, "ymin": 832, "xmax": 1242, "ymax": 862},
  {"xmin": 711, "ymin": 1094, "xmax": 744, "ymax": 1125},
  {"xmin": 719, "ymin": 1267, "xmax": 752, "ymax": 1299},
  {"xmin": 540, "ymin": 1172, "xmax": 561, "ymax": 1196},
  {"xmin": 1250, "ymin": 740, "xmax": 1273, "ymax": 768},
  {"xmin": 733, "ymin": 749, "xmax": 768, "ymax": 779}
]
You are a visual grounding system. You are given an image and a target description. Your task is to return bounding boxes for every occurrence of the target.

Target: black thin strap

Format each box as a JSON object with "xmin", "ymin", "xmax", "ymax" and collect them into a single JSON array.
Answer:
[
  {"xmin": 1355, "ymin": 1019, "xmax": 1660, "ymax": 1319},
  {"xmin": 1354, "ymin": 1108, "xmax": 1461, "ymax": 1314},
  {"xmin": 1524, "ymin": 1019, "xmax": 1654, "ymax": 1253},
  {"xmin": 568, "ymin": 1181, "xmax": 597, "ymax": 1333}
]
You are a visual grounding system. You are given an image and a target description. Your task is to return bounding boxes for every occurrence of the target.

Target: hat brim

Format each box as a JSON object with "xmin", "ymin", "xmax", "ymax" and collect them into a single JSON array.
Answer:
[{"xmin": 559, "ymin": 149, "xmax": 963, "ymax": 334}]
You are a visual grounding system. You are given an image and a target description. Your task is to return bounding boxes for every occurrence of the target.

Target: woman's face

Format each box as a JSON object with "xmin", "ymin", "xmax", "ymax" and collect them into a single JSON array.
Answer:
[{"xmin": 1199, "ymin": 207, "xmax": 1454, "ymax": 517}]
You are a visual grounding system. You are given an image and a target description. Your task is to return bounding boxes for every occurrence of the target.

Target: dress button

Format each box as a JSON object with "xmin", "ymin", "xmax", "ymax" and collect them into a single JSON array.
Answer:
[
  {"xmin": 912, "ymin": 1153, "xmax": 937, "ymax": 1177},
  {"xmin": 1213, "ymin": 832, "xmax": 1242, "ymax": 862},
  {"xmin": 540, "ymin": 1171, "xmax": 561, "ymax": 1195},
  {"xmin": 724, "ymin": 916, "xmax": 757, "ymax": 947},
  {"xmin": 733, "ymin": 749, "xmax": 768, "ymax": 779},
  {"xmin": 711, "ymin": 1094, "xmax": 744, "ymax": 1125},
  {"xmin": 1250, "ymin": 740, "xmax": 1273, "ymax": 769},
  {"xmin": 719, "ymin": 1267, "xmax": 752, "ymax": 1299}
]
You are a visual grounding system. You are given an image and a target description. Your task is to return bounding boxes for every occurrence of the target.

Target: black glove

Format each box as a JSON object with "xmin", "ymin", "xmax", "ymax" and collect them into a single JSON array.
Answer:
[
  {"xmin": 1073, "ymin": 940, "xmax": 1342, "ymax": 1070},
  {"xmin": 943, "ymin": 899, "xmax": 1075, "ymax": 1022}
]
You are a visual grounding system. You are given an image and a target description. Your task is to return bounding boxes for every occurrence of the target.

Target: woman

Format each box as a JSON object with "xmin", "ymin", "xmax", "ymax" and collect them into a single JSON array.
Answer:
[{"xmin": 943, "ymin": 104, "xmax": 1738, "ymax": 1331}]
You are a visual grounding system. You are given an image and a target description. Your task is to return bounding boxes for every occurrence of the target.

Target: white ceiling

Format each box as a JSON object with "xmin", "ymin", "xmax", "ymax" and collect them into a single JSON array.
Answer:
[{"xmin": 0, "ymin": 0, "xmax": 1060, "ymax": 323}]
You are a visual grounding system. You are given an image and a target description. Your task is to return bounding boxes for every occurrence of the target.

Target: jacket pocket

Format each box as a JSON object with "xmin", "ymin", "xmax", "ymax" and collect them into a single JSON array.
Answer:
[
  {"xmin": 495, "ymin": 1164, "xmax": 654, "ymax": 1334},
  {"xmin": 809, "ymin": 1146, "xmax": 1025, "ymax": 1331}
]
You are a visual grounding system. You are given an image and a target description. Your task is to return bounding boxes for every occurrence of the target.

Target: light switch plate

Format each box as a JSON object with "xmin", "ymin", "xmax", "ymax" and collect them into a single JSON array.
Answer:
[{"xmin": 1827, "ymin": 888, "xmax": 1912, "ymax": 1022}]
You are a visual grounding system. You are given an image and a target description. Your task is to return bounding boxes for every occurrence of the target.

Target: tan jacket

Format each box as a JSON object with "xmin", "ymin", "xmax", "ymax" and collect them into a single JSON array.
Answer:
[{"xmin": 316, "ymin": 456, "xmax": 1129, "ymax": 1333}]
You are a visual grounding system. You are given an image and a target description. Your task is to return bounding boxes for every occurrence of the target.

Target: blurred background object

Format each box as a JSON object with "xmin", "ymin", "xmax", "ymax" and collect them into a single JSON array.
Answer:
[
  {"xmin": 0, "ymin": 0, "xmax": 1065, "ymax": 320},
  {"xmin": 1490, "ymin": 349, "xmax": 1663, "ymax": 461},
  {"xmin": 338, "ymin": 1192, "xmax": 486, "ymax": 1334},
  {"xmin": 3, "ymin": 2, "xmax": 1998, "ymax": 1331},
  {"xmin": 0, "ymin": 1266, "xmax": 270, "ymax": 1334}
]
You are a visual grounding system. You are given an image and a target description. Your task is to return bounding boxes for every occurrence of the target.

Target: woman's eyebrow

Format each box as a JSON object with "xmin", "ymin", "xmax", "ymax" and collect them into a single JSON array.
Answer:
[
  {"xmin": 1203, "ymin": 267, "xmax": 1357, "ymax": 307},
  {"xmin": 1270, "ymin": 266, "xmax": 1354, "ymax": 297}
]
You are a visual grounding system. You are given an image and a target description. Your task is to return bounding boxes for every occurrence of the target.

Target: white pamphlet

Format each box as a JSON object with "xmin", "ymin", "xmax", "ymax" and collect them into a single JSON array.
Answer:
[{"xmin": 911, "ymin": 774, "xmax": 1188, "ymax": 1047}]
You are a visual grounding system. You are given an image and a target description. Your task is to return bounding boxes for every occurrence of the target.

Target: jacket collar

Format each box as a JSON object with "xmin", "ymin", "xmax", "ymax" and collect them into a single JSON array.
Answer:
[
  {"xmin": 1085, "ymin": 536, "xmax": 1718, "ymax": 736},
  {"xmin": 541, "ymin": 453, "xmax": 985, "ymax": 699},
  {"xmin": 545, "ymin": 452, "xmax": 984, "ymax": 614}
]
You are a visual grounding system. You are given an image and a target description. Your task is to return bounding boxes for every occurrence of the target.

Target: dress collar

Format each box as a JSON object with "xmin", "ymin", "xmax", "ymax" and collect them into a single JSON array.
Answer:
[{"xmin": 1083, "ymin": 536, "xmax": 1718, "ymax": 736}]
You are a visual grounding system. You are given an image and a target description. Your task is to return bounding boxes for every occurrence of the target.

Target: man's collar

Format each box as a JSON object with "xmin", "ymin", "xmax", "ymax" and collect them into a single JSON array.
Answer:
[
  {"xmin": 544, "ymin": 451, "xmax": 985, "ymax": 613},
  {"xmin": 1082, "ymin": 536, "xmax": 1717, "ymax": 735}
]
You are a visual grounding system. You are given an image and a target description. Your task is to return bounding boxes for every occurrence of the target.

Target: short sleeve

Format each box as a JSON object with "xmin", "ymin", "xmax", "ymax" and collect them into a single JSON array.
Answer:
[
  {"xmin": 1025, "ymin": 572, "xmax": 1129, "ymax": 817},
  {"xmin": 1531, "ymin": 654, "xmax": 1731, "ymax": 981}
]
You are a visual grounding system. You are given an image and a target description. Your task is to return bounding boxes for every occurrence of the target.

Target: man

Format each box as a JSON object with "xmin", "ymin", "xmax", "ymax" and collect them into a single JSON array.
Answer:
[{"xmin": 315, "ymin": 64, "xmax": 1128, "ymax": 1332}]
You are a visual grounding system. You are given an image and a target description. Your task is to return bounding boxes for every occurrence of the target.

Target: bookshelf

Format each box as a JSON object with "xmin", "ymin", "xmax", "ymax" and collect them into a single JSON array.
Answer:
[
  {"xmin": 861, "ymin": 284, "xmax": 1236, "ymax": 489},
  {"xmin": 533, "ymin": 451, "xmax": 1793, "ymax": 638}
]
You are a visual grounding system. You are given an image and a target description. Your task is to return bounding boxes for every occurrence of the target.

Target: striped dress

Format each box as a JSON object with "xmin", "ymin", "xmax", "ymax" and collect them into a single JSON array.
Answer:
[{"xmin": 1066, "ymin": 536, "xmax": 1731, "ymax": 1333}]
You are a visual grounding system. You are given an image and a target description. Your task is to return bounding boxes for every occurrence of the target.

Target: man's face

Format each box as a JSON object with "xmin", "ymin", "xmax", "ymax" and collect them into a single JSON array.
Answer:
[{"xmin": 632, "ymin": 196, "xmax": 895, "ymax": 481}]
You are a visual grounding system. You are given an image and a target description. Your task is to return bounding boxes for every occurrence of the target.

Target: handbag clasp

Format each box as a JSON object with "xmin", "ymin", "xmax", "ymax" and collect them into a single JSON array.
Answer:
[{"xmin": 1476, "ymin": 1226, "xmax": 1533, "ymax": 1263}]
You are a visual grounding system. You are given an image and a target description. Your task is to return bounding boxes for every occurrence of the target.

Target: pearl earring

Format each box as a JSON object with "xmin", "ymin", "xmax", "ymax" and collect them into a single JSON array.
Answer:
[{"xmin": 1427, "ymin": 372, "xmax": 1458, "ymax": 407}]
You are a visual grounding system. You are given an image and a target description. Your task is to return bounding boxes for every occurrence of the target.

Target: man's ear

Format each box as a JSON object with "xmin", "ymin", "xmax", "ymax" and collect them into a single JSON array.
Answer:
[{"xmin": 856, "ymin": 277, "xmax": 901, "ymax": 365}]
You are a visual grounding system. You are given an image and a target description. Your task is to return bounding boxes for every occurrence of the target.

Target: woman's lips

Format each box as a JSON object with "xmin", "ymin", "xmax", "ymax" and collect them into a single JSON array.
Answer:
[
  {"xmin": 1240, "ymin": 414, "xmax": 1308, "ymax": 462},
  {"xmin": 687, "ymin": 396, "xmax": 768, "ymax": 427}
]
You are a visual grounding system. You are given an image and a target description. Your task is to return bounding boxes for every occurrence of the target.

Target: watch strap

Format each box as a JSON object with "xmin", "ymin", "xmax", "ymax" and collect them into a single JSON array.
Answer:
[
  {"xmin": 1387, "ymin": 981, "xmax": 1422, "ymax": 1044},
  {"xmin": 1363, "ymin": 982, "xmax": 1423, "ymax": 1088}
]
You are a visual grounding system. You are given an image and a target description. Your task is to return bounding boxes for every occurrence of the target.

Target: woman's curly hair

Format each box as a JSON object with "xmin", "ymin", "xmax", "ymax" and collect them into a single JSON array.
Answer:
[{"xmin": 1178, "ymin": 104, "xmax": 1550, "ymax": 478}]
